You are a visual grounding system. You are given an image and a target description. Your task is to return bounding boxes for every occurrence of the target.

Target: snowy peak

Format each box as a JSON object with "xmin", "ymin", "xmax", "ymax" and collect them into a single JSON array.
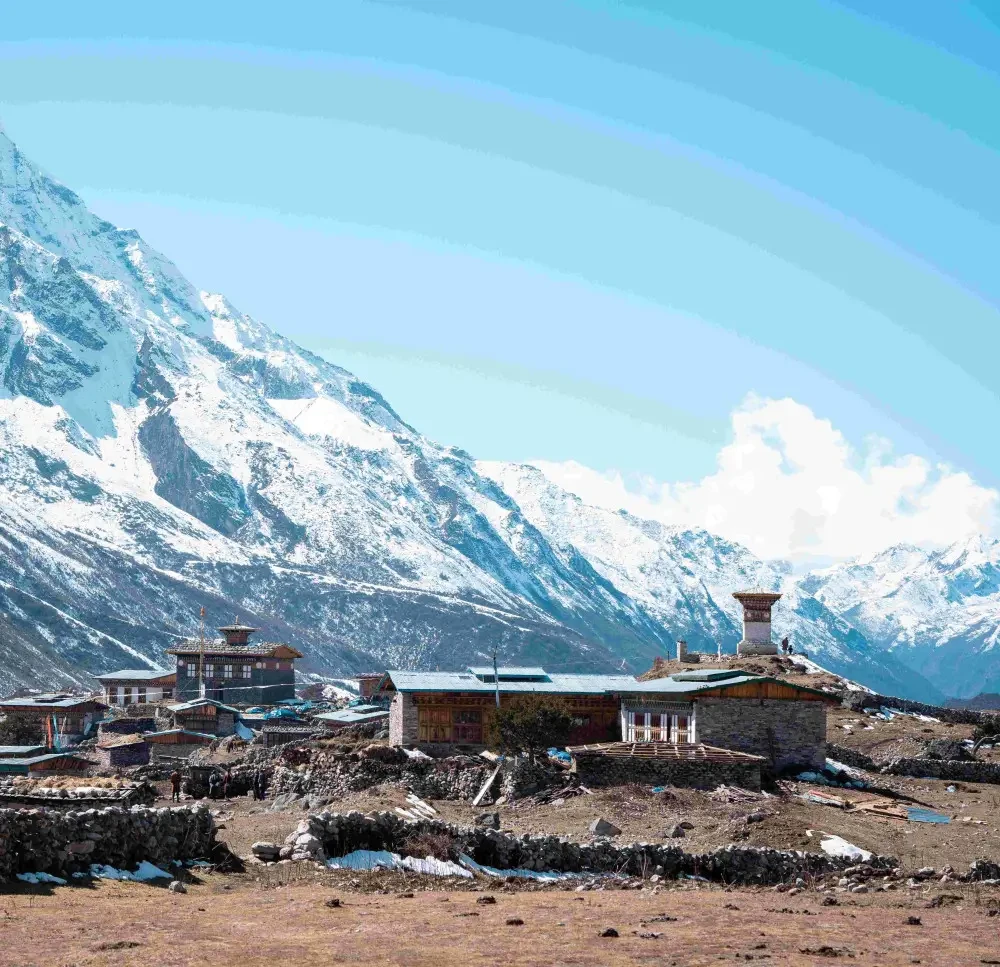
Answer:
[{"xmin": 0, "ymin": 130, "xmax": 971, "ymax": 704}]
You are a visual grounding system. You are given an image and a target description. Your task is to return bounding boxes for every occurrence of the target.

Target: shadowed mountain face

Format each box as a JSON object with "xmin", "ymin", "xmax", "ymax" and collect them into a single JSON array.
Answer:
[{"xmin": 0, "ymin": 133, "xmax": 945, "ymax": 702}]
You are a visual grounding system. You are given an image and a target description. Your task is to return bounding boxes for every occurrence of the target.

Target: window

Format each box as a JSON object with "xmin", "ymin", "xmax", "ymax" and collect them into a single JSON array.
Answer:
[
  {"xmin": 137, "ymin": 687, "xmax": 146, "ymax": 704},
  {"xmin": 163, "ymin": 688, "xmax": 173, "ymax": 699},
  {"xmin": 452, "ymin": 709, "xmax": 483, "ymax": 744},
  {"xmin": 187, "ymin": 664, "xmax": 197, "ymax": 678},
  {"xmin": 204, "ymin": 664, "xmax": 214, "ymax": 678},
  {"xmin": 625, "ymin": 708, "xmax": 695, "ymax": 743},
  {"xmin": 223, "ymin": 664, "xmax": 234, "ymax": 679},
  {"xmin": 242, "ymin": 665, "xmax": 252, "ymax": 679}
]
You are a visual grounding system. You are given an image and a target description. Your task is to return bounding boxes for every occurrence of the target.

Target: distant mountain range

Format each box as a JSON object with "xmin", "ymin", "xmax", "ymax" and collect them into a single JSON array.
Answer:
[{"xmin": 0, "ymin": 131, "xmax": 993, "ymax": 703}]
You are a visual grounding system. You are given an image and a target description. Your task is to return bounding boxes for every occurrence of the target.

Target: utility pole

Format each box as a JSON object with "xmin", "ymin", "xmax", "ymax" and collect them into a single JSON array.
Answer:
[
  {"xmin": 198, "ymin": 606, "xmax": 206, "ymax": 699},
  {"xmin": 492, "ymin": 646, "xmax": 500, "ymax": 708}
]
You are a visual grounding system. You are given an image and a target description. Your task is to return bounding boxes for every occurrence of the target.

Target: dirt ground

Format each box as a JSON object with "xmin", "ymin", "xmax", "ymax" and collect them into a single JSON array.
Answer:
[{"xmin": 2, "ymin": 870, "xmax": 998, "ymax": 967}]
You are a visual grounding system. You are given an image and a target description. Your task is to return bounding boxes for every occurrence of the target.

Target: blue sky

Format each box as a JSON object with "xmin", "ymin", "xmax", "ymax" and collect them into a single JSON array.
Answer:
[{"xmin": 2, "ymin": 1, "xmax": 1000, "ymax": 559}]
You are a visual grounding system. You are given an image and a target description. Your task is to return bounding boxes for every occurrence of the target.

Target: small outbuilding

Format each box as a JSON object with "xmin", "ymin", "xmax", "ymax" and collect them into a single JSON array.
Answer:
[
  {"xmin": 94, "ymin": 733, "xmax": 150, "ymax": 769},
  {"xmin": 167, "ymin": 698, "xmax": 239, "ymax": 737}
]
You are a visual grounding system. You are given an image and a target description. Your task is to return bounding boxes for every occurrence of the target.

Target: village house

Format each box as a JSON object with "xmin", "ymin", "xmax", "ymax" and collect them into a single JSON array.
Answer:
[
  {"xmin": 0, "ymin": 695, "xmax": 107, "ymax": 744},
  {"xmin": 380, "ymin": 592, "xmax": 838, "ymax": 771},
  {"xmin": 143, "ymin": 728, "xmax": 217, "ymax": 759},
  {"xmin": 95, "ymin": 668, "xmax": 175, "ymax": 706},
  {"xmin": 0, "ymin": 752, "xmax": 93, "ymax": 776},
  {"xmin": 166, "ymin": 622, "xmax": 302, "ymax": 704},
  {"xmin": 167, "ymin": 698, "xmax": 239, "ymax": 737},
  {"xmin": 354, "ymin": 673, "xmax": 386, "ymax": 701}
]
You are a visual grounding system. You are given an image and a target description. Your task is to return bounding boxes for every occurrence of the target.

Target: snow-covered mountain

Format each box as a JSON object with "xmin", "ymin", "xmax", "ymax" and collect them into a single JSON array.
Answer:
[
  {"xmin": 799, "ymin": 536, "xmax": 1000, "ymax": 699},
  {"xmin": 0, "ymin": 130, "xmax": 952, "ymax": 702},
  {"xmin": 482, "ymin": 463, "xmax": 944, "ymax": 702}
]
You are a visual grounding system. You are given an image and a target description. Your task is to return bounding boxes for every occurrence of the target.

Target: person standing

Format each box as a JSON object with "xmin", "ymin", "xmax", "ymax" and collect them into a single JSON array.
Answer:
[
  {"xmin": 169, "ymin": 770, "xmax": 182, "ymax": 803},
  {"xmin": 222, "ymin": 767, "xmax": 232, "ymax": 800}
]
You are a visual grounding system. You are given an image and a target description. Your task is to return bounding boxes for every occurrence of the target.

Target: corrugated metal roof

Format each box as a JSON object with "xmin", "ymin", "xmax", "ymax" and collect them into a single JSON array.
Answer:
[
  {"xmin": 466, "ymin": 666, "xmax": 549, "ymax": 679},
  {"xmin": 143, "ymin": 728, "xmax": 217, "ymax": 740},
  {"xmin": 314, "ymin": 707, "xmax": 390, "ymax": 725},
  {"xmin": 0, "ymin": 695, "xmax": 104, "ymax": 709},
  {"xmin": 167, "ymin": 699, "xmax": 241, "ymax": 714},
  {"xmin": 383, "ymin": 668, "xmax": 834, "ymax": 701},
  {"xmin": 0, "ymin": 745, "xmax": 46, "ymax": 757},
  {"xmin": 94, "ymin": 668, "xmax": 173, "ymax": 682},
  {"xmin": 0, "ymin": 753, "xmax": 92, "ymax": 767},
  {"xmin": 384, "ymin": 670, "xmax": 642, "ymax": 695}
]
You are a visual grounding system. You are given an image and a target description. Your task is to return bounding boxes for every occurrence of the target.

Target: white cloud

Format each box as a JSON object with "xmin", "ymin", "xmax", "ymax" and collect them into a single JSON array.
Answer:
[{"xmin": 531, "ymin": 396, "xmax": 999, "ymax": 566}]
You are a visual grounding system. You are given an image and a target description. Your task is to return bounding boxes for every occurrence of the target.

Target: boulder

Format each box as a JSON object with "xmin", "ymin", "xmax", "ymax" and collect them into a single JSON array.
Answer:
[
  {"xmin": 475, "ymin": 812, "xmax": 501, "ymax": 830},
  {"xmin": 589, "ymin": 818, "xmax": 622, "ymax": 837}
]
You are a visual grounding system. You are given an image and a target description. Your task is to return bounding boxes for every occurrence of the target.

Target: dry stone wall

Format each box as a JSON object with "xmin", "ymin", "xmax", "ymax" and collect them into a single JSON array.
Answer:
[
  {"xmin": 286, "ymin": 809, "xmax": 897, "ymax": 884},
  {"xmin": 572, "ymin": 753, "xmax": 761, "ymax": 791},
  {"xmin": 843, "ymin": 692, "xmax": 1000, "ymax": 729},
  {"xmin": 0, "ymin": 804, "xmax": 215, "ymax": 881},
  {"xmin": 881, "ymin": 757, "xmax": 1000, "ymax": 784}
]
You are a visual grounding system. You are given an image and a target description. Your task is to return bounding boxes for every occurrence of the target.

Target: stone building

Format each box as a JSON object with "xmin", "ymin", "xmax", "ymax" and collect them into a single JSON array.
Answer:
[
  {"xmin": 0, "ymin": 695, "xmax": 107, "ymax": 744},
  {"xmin": 621, "ymin": 669, "xmax": 835, "ymax": 770},
  {"xmin": 381, "ymin": 665, "xmax": 835, "ymax": 771},
  {"xmin": 94, "ymin": 733, "xmax": 150, "ymax": 769},
  {"xmin": 95, "ymin": 669, "xmax": 175, "ymax": 706},
  {"xmin": 166, "ymin": 622, "xmax": 302, "ymax": 704}
]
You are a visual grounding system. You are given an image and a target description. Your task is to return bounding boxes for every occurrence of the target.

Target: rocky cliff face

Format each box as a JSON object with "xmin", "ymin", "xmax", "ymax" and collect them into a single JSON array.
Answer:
[{"xmin": 0, "ymin": 131, "xmax": 948, "ymax": 701}]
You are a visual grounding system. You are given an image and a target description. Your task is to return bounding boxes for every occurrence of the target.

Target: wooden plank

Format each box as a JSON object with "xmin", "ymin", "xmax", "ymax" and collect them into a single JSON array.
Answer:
[{"xmin": 472, "ymin": 762, "xmax": 502, "ymax": 807}]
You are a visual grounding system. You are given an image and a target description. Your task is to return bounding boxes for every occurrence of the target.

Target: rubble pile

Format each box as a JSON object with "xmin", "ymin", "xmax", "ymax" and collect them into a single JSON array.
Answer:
[
  {"xmin": 0, "ymin": 804, "xmax": 216, "ymax": 881},
  {"xmin": 267, "ymin": 745, "xmax": 493, "ymax": 805},
  {"xmin": 881, "ymin": 757, "xmax": 1000, "ymax": 784},
  {"xmin": 261, "ymin": 809, "xmax": 902, "ymax": 884}
]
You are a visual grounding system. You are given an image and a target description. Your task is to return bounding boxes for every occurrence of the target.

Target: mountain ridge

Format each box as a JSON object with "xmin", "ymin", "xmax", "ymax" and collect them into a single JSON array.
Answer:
[{"xmin": 0, "ymin": 130, "xmax": 973, "ymax": 703}]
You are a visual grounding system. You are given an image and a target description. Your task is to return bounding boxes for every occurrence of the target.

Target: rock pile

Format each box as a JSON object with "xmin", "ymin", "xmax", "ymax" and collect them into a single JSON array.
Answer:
[
  {"xmin": 0, "ymin": 804, "xmax": 216, "ymax": 881},
  {"xmin": 267, "ymin": 747, "xmax": 493, "ymax": 806}
]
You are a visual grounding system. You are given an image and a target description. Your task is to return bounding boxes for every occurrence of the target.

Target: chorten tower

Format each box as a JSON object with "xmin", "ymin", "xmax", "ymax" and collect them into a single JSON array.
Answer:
[{"xmin": 732, "ymin": 590, "xmax": 782, "ymax": 656}]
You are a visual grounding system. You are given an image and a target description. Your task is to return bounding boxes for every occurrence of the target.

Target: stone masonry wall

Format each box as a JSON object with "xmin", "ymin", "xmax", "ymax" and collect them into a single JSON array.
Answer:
[
  {"xmin": 573, "ymin": 754, "xmax": 761, "ymax": 791},
  {"xmin": 696, "ymin": 698, "xmax": 826, "ymax": 771},
  {"xmin": 288, "ymin": 809, "xmax": 895, "ymax": 884},
  {"xmin": 881, "ymin": 757, "xmax": 1000, "ymax": 784},
  {"xmin": 843, "ymin": 691, "xmax": 1000, "ymax": 729},
  {"xmin": 0, "ymin": 804, "xmax": 216, "ymax": 881},
  {"xmin": 389, "ymin": 693, "xmax": 418, "ymax": 746}
]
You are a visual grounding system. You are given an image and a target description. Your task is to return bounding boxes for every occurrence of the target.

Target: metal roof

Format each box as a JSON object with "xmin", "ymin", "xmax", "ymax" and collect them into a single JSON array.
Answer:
[
  {"xmin": 0, "ymin": 695, "xmax": 104, "ymax": 709},
  {"xmin": 0, "ymin": 753, "xmax": 92, "ymax": 766},
  {"xmin": 167, "ymin": 698, "xmax": 241, "ymax": 714},
  {"xmin": 466, "ymin": 666, "xmax": 549, "ymax": 679},
  {"xmin": 0, "ymin": 745, "xmax": 46, "ymax": 757},
  {"xmin": 382, "ymin": 669, "xmax": 642, "ymax": 695},
  {"xmin": 95, "ymin": 668, "xmax": 173, "ymax": 681},
  {"xmin": 382, "ymin": 668, "xmax": 835, "ymax": 701},
  {"xmin": 314, "ymin": 707, "xmax": 390, "ymax": 725},
  {"xmin": 143, "ymin": 728, "xmax": 217, "ymax": 741}
]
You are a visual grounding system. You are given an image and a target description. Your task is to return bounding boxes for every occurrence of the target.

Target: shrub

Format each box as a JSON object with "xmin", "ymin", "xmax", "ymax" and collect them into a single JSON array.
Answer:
[
  {"xmin": 401, "ymin": 831, "xmax": 456, "ymax": 862},
  {"xmin": 486, "ymin": 694, "xmax": 573, "ymax": 761}
]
